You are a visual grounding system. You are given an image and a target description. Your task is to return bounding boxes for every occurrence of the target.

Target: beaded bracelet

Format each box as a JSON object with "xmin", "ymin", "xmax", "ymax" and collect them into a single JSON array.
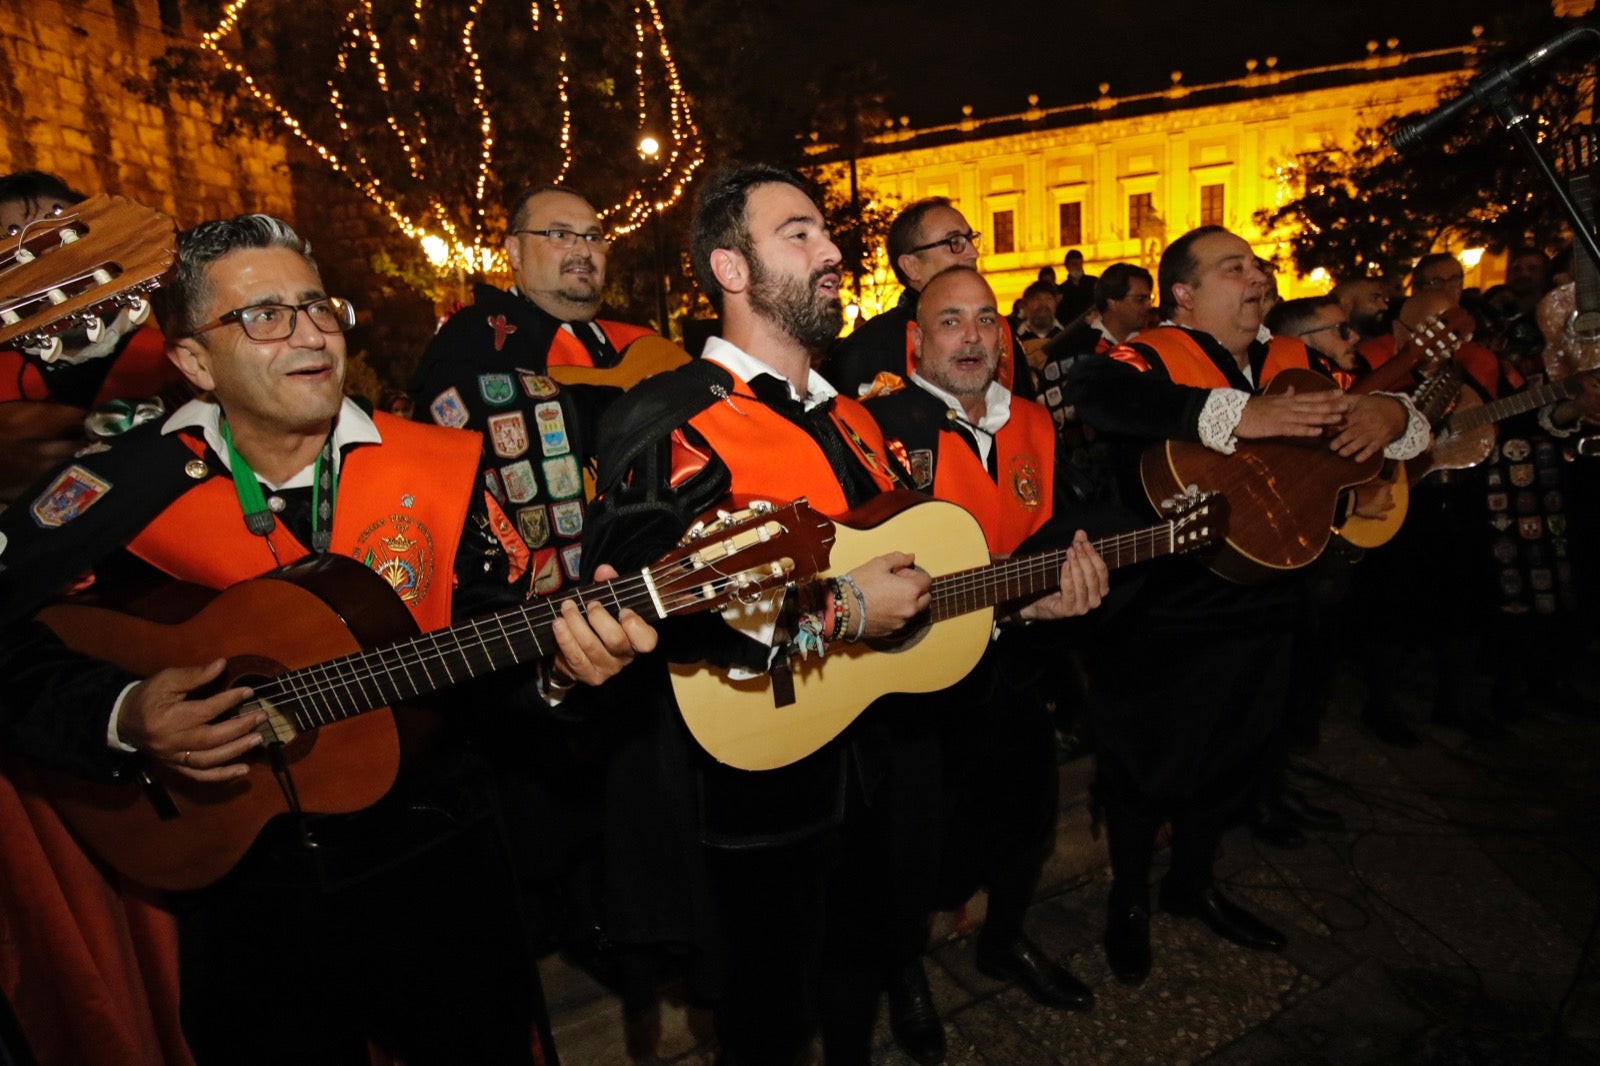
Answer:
[
  {"xmin": 837, "ymin": 573, "xmax": 868, "ymax": 642},
  {"xmin": 828, "ymin": 578, "xmax": 849, "ymax": 642}
]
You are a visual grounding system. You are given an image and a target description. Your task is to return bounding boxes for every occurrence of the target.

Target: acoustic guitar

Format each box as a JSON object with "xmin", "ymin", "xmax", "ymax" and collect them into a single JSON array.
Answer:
[
  {"xmin": 30, "ymin": 500, "xmax": 833, "ymax": 890},
  {"xmin": 1140, "ymin": 367, "xmax": 1382, "ymax": 581},
  {"xmin": 0, "ymin": 194, "xmax": 176, "ymax": 359},
  {"xmin": 670, "ymin": 489, "xmax": 1224, "ymax": 771}
]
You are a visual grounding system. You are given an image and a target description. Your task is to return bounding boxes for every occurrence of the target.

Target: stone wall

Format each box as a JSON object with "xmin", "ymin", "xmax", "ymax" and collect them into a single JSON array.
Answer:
[{"xmin": 0, "ymin": 0, "xmax": 437, "ymax": 390}]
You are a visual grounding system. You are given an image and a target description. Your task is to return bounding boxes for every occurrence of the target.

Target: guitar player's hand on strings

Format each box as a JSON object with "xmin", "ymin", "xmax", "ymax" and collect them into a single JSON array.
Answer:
[
  {"xmin": 1329, "ymin": 394, "xmax": 1407, "ymax": 462},
  {"xmin": 1233, "ymin": 387, "xmax": 1347, "ymax": 441},
  {"xmin": 118, "ymin": 659, "xmax": 263, "ymax": 782},
  {"xmin": 1016, "ymin": 530, "xmax": 1110, "ymax": 622},
  {"xmin": 847, "ymin": 552, "xmax": 933, "ymax": 639},
  {"xmin": 548, "ymin": 563, "xmax": 659, "ymax": 687}
]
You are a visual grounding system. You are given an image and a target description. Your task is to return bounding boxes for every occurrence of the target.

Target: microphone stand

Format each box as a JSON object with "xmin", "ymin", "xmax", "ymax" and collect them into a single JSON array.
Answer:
[{"xmin": 1479, "ymin": 79, "xmax": 1600, "ymax": 270}]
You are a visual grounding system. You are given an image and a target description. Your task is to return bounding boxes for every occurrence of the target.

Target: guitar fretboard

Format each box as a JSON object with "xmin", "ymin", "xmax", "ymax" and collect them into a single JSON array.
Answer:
[
  {"xmin": 1446, "ymin": 374, "xmax": 1585, "ymax": 435},
  {"xmin": 929, "ymin": 519, "xmax": 1192, "ymax": 623}
]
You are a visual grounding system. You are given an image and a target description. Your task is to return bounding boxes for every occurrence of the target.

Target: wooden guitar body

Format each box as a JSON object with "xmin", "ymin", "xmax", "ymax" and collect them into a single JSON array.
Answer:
[
  {"xmin": 1140, "ymin": 368, "xmax": 1381, "ymax": 581},
  {"xmin": 546, "ymin": 334, "xmax": 691, "ymax": 390},
  {"xmin": 669, "ymin": 490, "xmax": 1223, "ymax": 771},
  {"xmin": 671, "ymin": 495, "xmax": 992, "ymax": 773},
  {"xmin": 1334, "ymin": 460, "xmax": 1411, "ymax": 550},
  {"xmin": 33, "ymin": 555, "xmax": 417, "ymax": 892}
]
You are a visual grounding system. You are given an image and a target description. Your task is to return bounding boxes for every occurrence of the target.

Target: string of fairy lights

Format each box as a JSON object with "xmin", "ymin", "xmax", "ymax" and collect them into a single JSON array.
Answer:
[{"xmin": 199, "ymin": 0, "xmax": 703, "ymax": 273}]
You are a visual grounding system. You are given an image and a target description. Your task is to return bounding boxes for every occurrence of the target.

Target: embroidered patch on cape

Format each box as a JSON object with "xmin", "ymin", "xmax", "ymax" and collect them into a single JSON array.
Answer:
[
  {"xmin": 551, "ymin": 499, "xmax": 584, "ymax": 538},
  {"xmin": 516, "ymin": 505, "xmax": 551, "ymax": 548},
  {"xmin": 489, "ymin": 411, "xmax": 530, "ymax": 459},
  {"xmin": 31, "ymin": 465, "xmax": 111, "ymax": 528},
  {"xmin": 907, "ymin": 448, "xmax": 934, "ymax": 489},
  {"xmin": 430, "ymin": 387, "xmax": 471, "ymax": 428},
  {"xmin": 534, "ymin": 401, "xmax": 570, "ymax": 457},
  {"xmin": 502, "ymin": 460, "xmax": 539, "ymax": 504},
  {"xmin": 479, "ymin": 373, "xmax": 516, "ymax": 406},
  {"xmin": 542, "ymin": 454, "xmax": 582, "ymax": 499},
  {"xmin": 520, "ymin": 372, "xmax": 559, "ymax": 399},
  {"xmin": 488, "ymin": 313, "xmax": 518, "ymax": 351}
]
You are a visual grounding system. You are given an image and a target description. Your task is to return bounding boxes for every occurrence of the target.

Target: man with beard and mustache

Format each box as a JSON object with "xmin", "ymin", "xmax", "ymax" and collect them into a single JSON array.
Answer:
[{"xmin": 584, "ymin": 166, "xmax": 1104, "ymax": 1065}]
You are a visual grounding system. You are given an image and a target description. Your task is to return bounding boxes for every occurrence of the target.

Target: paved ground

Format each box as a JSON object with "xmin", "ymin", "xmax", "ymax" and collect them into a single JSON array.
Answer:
[{"xmin": 542, "ymin": 664, "xmax": 1600, "ymax": 1065}]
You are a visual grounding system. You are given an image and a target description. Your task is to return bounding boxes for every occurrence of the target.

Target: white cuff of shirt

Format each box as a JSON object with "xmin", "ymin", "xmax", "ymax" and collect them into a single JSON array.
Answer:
[
  {"xmin": 106, "ymin": 681, "xmax": 141, "ymax": 752},
  {"xmin": 1197, "ymin": 389, "xmax": 1252, "ymax": 454},
  {"xmin": 1377, "ymin": 392, "xmax": 1431, "ymax": 461}
]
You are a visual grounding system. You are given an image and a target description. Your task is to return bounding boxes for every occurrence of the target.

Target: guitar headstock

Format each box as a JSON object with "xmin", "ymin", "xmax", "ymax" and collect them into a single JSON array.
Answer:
[
  {"xmin": 1401, "ymin": 304, "xmax": 1475, "ymax": 373},
  {"xmin": 650, "ymin": 499, "xmax": 838, "ymax": 618},
  {"xmin": 1162, "ymin": 488, "xmax": 1229, "ymax": 553},
  {"xmin": 0, "ymin": 194, "xmax": 177, "ymax": 358}
]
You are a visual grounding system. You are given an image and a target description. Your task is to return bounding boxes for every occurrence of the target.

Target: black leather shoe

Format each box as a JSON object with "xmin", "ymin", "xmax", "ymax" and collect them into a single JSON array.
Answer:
[
  {"xmin": 1280, "ymin": 787, "xmax": 1343, "ymax": 830},
  {"xmin": 1103, "ymin": 904, "xmax": 1151, "ymax": 985},
  {"xmin": 886, "ymin": 960, "xmax": 945, "ymax": 1065},
  {"xmin": 1250, "ymin": 803, "xmax": 1307, "ymax": 849},
  {"xmin": 1159, "ymin": 884, "xmax": 1286, "ymax": 952},
  {"xmin": 975, "ymin": 936, "xmax": 1093, "ymax": 1011}
]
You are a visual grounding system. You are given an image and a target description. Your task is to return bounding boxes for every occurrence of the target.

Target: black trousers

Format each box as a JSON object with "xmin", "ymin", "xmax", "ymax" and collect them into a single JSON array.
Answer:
[{"xmin": 176, "ymin": 804, "xmax": 541, "ymax": 1066}]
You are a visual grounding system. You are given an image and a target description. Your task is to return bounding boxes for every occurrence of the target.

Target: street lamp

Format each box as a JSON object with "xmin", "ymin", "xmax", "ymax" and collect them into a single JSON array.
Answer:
[{"xmin": 638, "ymin": 136, "xmax": 671, "ymax": 336}]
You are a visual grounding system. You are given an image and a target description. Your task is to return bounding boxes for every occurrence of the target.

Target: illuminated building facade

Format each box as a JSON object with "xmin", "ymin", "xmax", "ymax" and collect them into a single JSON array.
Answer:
[{"xmin": 810, "ymin": 37, "xmax": 1491, "ymax": 318}]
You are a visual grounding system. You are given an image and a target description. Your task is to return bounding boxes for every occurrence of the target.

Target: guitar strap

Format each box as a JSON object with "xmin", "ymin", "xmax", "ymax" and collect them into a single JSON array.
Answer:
[{"xmin": 0, "ymin": 423, "xmax": 209, "ymax": 626}]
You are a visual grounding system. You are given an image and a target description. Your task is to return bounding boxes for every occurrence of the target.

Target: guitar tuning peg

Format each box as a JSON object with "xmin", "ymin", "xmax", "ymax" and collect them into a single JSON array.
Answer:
[
  {"xmin": 34, "ymin": 335, "xmax": 63, "ymax": 362},
  {"xmin": 127, "ymin": 297, "xmax": 151, "ymax": 325},
  {"xmin": 83, "ymin": 315, "xmax": 105, "ymax": 342}
]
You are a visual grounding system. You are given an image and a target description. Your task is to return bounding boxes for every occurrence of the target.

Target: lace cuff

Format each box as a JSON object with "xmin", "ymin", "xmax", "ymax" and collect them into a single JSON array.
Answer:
[
  {"xmin": 1378, "ymin": 392, "xmax": 1431, "ymax": 461},
  {"xmin": 1197, "ymin": 389, "xmax": 1251, "ymax": 453}
]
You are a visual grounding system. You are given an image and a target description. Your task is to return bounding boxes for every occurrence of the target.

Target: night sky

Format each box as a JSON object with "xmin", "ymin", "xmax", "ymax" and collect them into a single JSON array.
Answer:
[{"xmin": 782, "ymin": 0, "xmax": 1567, "ymax": 127}]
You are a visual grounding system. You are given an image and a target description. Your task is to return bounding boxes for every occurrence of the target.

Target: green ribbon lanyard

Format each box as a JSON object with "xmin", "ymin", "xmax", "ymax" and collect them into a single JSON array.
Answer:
[{"xmin": 219, "ymin": 418, "xmax": 339, "ymax": 552}]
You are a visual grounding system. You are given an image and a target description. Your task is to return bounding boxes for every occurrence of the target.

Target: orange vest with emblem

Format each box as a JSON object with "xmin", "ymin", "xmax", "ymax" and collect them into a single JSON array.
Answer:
[
  {"xmin": 124, "ymin": 413, "xmax": 477, "ymax": 631},
  {"xmin": 681, "ymin": 370, "xmax": 899, "ymax": 517},
  {"xmin": 932, "ymin": 400, "xmax": 1055, "ymax": 556},
  {"xmin": 1118, "ymin": 326, "xmax": 1309, "ymax": 389},
  {"xmin": 546, "ymin": 319, "xmax": 658, "ymax": 368}
]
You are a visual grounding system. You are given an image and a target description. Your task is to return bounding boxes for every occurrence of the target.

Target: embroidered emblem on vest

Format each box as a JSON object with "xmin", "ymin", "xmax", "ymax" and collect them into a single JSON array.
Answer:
[
  {"xmin": 1010, "ymin": 454, "xmax": 1042, "ymax": 511},
  {"xmin": 516, "ymin": 505, "xmax": 551, "ymax": 548},
  {"xmin": 520, "ymin": 372, "xmax": 559, "ymax": 399},
  {"xmin": 31, "ymin": 465, "xmax": 111, "ymax": 528},
  {"xmin": 430, "ymin": 387, "xmax": 471, "ymax": 428},
  {"xmin": 907, "ymin": 448, "xmax": 934, "ymax": 490},
  {"xmin": 352, "ymin": 512, "xmax": 437, "ymax": 605}
]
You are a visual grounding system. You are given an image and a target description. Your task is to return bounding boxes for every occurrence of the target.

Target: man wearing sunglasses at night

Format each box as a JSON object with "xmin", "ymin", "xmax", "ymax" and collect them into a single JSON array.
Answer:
[
  {"xmin": 1265, "ymin": 295, "xmax": 1366, "ymax": 387},
  {"xmin": 0, "ymin": 214, "xmax": 655, "ymax": 1065},
  {"xmin": 824, "ymin": 196, "xmax": 1035, "ymax": 401}
]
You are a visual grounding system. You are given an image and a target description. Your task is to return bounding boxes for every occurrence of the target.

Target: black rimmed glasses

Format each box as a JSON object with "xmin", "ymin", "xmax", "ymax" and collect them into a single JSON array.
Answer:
[
  {"xmin": 186, "ymin": 297, "xmax": 356, "ymax": 342},
  {"xmin": 907, "ymin": 231, "xmax": 981, "ymax": 256},
  {"xmin": 512, "ymin": 228, "xmax": 611, "ymax": 250},
  {"xmin": 1297, "ymin": 321, "xmax": 1357, "ymax": 342}
]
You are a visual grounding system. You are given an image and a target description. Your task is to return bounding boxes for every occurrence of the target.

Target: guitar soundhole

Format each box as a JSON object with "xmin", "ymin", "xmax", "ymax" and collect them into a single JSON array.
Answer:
[{"xmin": 864, "ymin": 617, "xmax": 931, "ymax": 654}]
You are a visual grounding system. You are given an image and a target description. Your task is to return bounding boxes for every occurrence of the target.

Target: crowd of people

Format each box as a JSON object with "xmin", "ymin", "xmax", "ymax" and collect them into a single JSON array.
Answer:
[{"xmin": 0, "ymin": 160, "xmax": 1597, "ymax": 1066}]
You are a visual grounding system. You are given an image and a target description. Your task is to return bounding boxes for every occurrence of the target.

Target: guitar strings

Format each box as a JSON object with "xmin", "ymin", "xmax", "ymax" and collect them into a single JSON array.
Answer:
[{"xmin": 249, "ymin": 558, "xmax": 776, "ymax": 733}]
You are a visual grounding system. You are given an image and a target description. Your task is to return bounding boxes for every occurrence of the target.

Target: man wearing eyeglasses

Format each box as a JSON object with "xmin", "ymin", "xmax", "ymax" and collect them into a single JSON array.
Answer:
[
  {"xmin": 410, "ymin": 185, "xmax": 687, "ymax": 591},
  {"xmin": 0, "ymin": 214, "xmax": 656, "ymax": 1065},
  {"xmin": 824, "ymin": 196, "xmax": 1034, "ymax": 401}
]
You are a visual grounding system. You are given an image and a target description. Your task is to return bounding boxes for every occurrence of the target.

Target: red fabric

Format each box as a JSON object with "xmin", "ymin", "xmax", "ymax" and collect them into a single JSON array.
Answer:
[
  {"xmin": 90, "ymin": 327, "xmax": 184, "ymax": 407},
  {"xmin": 0, "ymin": 766, "xmax": 192, "ymax": 1066}
]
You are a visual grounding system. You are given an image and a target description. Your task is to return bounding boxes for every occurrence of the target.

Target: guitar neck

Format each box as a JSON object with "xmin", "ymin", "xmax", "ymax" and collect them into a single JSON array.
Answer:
[
  {"xmin": 1572, "ymin": 175, "xmax": 1600, "ymax": 319},
  {"xmin": 1447, "ymin": 375, "xmax": 1584, "ymax": 434},
  {"xmin": 251, "ymin": 572, "xmax": 661, "ymax": 732},
  {"xmin": 928, "ymin": 520, "xmax": 1180, "ymax": 623}
]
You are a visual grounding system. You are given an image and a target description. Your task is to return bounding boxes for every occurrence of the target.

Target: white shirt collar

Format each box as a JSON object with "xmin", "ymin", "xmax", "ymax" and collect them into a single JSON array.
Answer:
[
  {"xmin": 908, "ymin": 371, "xmax": 1012, "ymax": 435},
  {"xmin": 162, "ymin": 396, "xmax": 382, "ymax": 491},
  {"xmin": 702, "ymin": 335, "xmax": 838, "ymax": 412}
]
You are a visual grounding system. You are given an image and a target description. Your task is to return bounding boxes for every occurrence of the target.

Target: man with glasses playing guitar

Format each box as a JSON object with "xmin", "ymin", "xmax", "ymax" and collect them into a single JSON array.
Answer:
[{"xmin": 0, "ymin": 214, "xmax": 656, "ymax": 1065}]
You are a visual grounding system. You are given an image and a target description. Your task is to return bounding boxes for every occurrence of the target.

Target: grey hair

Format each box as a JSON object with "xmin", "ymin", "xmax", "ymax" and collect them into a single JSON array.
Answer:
[{"xmin": 163, "ymin": 214, "xmax": 316, "ymax": 338}]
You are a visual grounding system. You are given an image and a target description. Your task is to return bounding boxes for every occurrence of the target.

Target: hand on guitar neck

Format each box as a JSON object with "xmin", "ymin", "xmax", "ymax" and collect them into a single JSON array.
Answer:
[
  {"xmin": 115, "ymin": 562, "xmax": 658, "ymax": 782},
  {"xmin": 1010, "ymin": 530, "xmax": 1110, "ymax": 622}
]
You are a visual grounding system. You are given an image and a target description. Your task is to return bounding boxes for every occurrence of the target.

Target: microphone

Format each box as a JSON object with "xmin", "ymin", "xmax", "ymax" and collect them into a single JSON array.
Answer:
[{"xmin": 1390, "ymin": 26, "xmax": 1599, "ymax": 154}]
